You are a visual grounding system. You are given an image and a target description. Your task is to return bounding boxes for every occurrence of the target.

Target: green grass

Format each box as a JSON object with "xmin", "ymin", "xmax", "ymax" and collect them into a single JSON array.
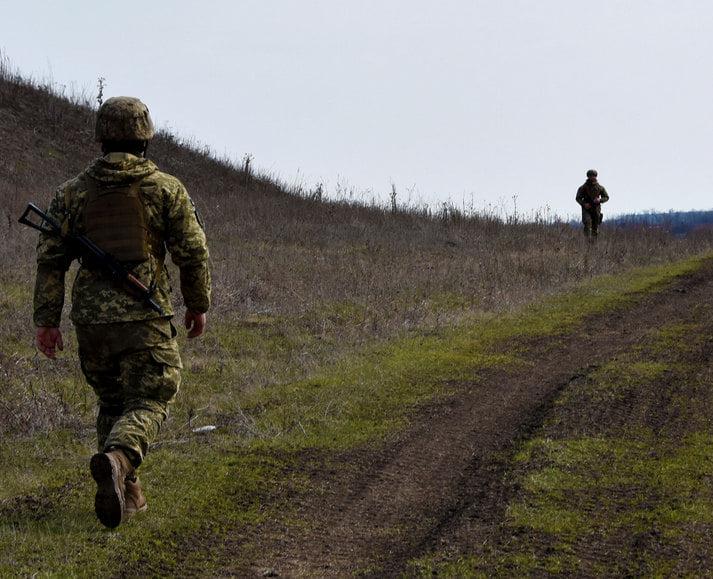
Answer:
[
  {"xmin": 0, "ymin": 282, "xmax": 31, "ymax": 310},
  {"xmin": 0, "ymin": 431, "xmax": 88, "ymax": 500},
  {"xmin": 0, "ymin": 440, "xmax": 289, "ymax": 576},
  {"xmin": 506, "ymin": 433, "xmax": 713, "ymax": 544},
  {"xmin": 0, "ymin": 255, "xmax": 710, "ymax": 575}
]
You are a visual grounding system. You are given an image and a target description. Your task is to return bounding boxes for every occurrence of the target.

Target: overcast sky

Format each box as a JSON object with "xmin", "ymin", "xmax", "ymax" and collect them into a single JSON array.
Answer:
[{"xmin": 2, "ymin": 1, "xmax": 712, "ymax": 218}]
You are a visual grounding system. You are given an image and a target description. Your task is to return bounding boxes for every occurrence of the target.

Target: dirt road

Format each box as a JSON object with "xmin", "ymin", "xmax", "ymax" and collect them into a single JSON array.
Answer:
[{"xmin": 234, "ymin": 260, "xmax": 713, "ymax": 577}]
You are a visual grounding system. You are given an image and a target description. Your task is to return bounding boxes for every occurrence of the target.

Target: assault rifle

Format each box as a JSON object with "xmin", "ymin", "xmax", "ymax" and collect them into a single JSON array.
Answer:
[{"xmin": 19, "ymin": 203, "xmax": 165, "ymax": 316}]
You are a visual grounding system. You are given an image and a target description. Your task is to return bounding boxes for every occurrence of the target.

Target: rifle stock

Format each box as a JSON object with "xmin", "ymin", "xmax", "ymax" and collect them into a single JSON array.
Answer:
[{"xmin": 19, "ymin": 203, "xmax": 165, "ymax": 316}]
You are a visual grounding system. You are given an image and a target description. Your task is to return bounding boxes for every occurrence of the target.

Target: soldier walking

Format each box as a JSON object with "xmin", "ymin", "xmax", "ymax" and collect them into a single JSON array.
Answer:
[
  {"xmin": 32, "ymin": 97, "xmax": 211, "ymax": 528},
  {"xmin": 576, "ymin": 169, "xmax": 610, "ymax": 238}
]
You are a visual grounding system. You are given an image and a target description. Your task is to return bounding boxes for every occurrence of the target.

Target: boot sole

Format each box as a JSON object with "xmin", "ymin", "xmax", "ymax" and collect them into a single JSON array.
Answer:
[{"xmin": 90, "ymin": 453, "xmax": 124, "ymax": 529}]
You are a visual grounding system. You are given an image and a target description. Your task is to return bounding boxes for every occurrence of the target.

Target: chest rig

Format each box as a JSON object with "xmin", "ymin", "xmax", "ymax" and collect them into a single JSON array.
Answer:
[
  {"xmin": 81, "ymin": 178, "xmax": 154, "ymax": 263},
  {"xmin": 581, "ymin": 183, "xmax": 603, "ymax": 204}
]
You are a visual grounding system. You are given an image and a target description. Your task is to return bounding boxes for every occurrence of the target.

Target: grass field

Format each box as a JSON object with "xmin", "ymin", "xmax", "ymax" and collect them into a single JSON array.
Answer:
[{"xmin": 2, "ymin": 255, "xmax": 708, "ymax": 576}]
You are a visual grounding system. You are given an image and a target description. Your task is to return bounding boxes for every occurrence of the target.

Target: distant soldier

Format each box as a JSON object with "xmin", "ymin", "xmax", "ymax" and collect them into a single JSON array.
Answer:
[
  {"xmin": 32, "ymin": 97, "xmax": 211, "ymax": 528},
  {"xmin": 576, "ymin": 169, "xmax": 610, "ymax": 238}
]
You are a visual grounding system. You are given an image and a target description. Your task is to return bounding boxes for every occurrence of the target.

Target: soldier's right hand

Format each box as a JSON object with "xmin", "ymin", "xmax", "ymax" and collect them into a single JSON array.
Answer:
[
  {"xmin": 185, "ymin": 310, "xmax": 206, "ymax": 339},
  {"xmin": 36, "ymin": 327, "xmax": 64, "ymax": 359}
]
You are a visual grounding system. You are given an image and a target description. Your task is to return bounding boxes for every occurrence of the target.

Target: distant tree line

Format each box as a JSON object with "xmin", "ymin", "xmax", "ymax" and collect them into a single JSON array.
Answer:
[{"xmin": 608, "ymin": 210, "xmax": 713, "ymax": 235}]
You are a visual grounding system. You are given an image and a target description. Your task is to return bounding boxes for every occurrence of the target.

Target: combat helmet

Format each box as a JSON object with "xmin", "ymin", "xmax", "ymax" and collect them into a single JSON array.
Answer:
[
  {"xmin": 586, "ymin": 169, "xmax": 598, "ymax": 178},
  {"xmin": 95, "ymin": 96, "xmax": 155, "ymax": 142}
]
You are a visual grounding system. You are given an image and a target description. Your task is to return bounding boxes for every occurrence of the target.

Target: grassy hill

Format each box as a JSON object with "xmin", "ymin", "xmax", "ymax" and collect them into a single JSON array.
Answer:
[{"xmin": 2, "ymin": 57, "xmax": 713, "ymax": 575}]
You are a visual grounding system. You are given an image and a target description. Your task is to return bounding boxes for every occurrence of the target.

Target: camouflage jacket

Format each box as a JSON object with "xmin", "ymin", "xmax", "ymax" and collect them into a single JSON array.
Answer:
[
  {"xmin": 576, "ymin": 181, "xmax": 609, "ymax": 209},
  {"xmin": 33, "ymin": 153, "xmax": 211, "ymax": 327}
]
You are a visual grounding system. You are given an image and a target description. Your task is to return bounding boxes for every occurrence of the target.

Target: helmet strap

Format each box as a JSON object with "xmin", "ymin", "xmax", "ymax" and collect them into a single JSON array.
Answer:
[{"xmin": 101, "ymin": 140, "xmax": 149, "ymax": 157}]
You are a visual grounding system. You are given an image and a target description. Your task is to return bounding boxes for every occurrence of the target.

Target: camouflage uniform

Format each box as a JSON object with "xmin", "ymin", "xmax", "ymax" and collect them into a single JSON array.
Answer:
[
  {"xmin": 576, "ymin": 179, "xmax": 609, "ymax": 237},
  {"xmin": 33, "ymin": 152, "xmax": 210, "ymax": 466}
]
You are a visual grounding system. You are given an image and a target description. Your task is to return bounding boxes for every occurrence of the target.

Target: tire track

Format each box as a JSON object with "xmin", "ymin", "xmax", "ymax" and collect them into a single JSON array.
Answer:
[{"xmin": 248, "ymin": 260, "xmax": 713, "ymax": 577}]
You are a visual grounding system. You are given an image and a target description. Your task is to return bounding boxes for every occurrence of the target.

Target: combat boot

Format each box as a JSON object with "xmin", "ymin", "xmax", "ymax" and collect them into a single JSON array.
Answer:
[
  {"xmin": 89, "ymin": 448, "xmax": 134, "ymax": 528},
  {"xmin": 124, "ymin": 475, "xmax": 148, "ymax": 518}
]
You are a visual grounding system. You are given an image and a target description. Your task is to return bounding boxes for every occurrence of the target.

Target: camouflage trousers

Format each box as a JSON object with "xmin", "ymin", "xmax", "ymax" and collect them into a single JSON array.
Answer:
[
  {"xmin": 582, "ymin": 207, "xmax": 603, "ymax": 237},
  {"xmin": 76, "ymin": 318, "xmax": 182, "ymax": 467}
]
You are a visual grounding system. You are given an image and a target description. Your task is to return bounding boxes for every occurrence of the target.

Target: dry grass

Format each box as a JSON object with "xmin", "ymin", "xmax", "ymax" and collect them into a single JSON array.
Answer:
[{"xmin": 2, "ymin": 52, "xmax": 713, "ymax": 436}]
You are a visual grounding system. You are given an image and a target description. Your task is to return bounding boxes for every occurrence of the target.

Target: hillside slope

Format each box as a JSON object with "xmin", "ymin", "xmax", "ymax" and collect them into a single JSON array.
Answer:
[{"xmin": 3, "ymin": 60, "xmax": 712, "ymax": 333}]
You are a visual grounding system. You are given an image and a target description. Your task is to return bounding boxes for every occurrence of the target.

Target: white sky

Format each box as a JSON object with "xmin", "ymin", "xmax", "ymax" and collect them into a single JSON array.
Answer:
[{"xmin": 2, "ymin": 1, "xmax": 713, "ymax": 219}]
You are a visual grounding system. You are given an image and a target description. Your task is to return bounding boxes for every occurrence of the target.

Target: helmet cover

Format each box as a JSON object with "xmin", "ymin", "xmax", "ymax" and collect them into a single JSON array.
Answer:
[{"xmin": 95, "ymin": 96, "xmax": 155, "ymax": 142}]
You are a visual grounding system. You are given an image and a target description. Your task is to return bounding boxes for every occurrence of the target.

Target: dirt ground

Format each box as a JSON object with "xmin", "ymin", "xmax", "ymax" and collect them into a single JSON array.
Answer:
[{"xmin": 224, "ymin": 259, "xmax": 713, "ymax": 577}]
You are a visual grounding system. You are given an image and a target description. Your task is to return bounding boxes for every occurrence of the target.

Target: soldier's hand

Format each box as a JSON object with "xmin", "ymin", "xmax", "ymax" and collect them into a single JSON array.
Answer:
[
  {"xmin": 185, "ymin": 310, "xmax": 206, "ymax": 339},
  {"xmin": 36, "ymin": 327, "xmax": 64, "ymax": 359},
  {"xmin": 584, "ymin": 203, "xmax": 592, "ymax": 210}
]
